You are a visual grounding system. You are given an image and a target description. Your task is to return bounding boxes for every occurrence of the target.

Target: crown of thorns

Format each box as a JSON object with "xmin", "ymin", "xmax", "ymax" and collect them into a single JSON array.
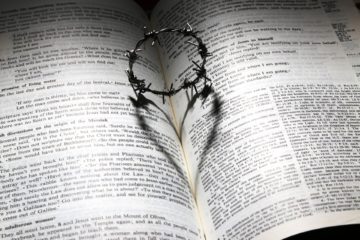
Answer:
[{"xmin": 125, "ymin": 23, "xmax": 213, "ymax": 104}]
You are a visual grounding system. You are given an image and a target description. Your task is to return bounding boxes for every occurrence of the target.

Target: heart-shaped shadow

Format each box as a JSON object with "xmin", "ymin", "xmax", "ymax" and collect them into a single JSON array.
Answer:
[
  {"xmin": 129, "ymin": 89, "xmax": 223, "ymax": 198},
  {"xmin": 125, "ymin": 25, "xmax": 223, "ymax": 198}
]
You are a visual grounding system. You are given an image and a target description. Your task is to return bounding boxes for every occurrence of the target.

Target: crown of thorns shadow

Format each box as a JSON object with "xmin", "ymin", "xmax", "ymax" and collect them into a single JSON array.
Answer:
[
  {"xmin": 124, "ymin": 24, "xmax": 222, "ymax": 195},
  {"xmin": 125, "ymin": 23, "xmax": 213, "ymax": 103}
]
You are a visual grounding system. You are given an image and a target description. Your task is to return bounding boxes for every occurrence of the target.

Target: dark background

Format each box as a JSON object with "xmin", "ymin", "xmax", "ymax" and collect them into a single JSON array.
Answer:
[{"xmin": 134, "ymin": 0, "xmax": 159, "ymax": 15}]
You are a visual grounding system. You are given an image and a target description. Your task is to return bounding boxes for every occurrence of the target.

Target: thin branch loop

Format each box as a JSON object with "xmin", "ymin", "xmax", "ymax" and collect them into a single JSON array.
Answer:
[{"xmin": 125, "ymin": 23, "xmax": 213, "ymax": 102}]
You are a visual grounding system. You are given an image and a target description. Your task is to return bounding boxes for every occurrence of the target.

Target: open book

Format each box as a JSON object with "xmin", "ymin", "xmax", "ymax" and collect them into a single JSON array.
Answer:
[{"xmin": 1, "ymin": 0, "xmax": 360, "ymax": 239}]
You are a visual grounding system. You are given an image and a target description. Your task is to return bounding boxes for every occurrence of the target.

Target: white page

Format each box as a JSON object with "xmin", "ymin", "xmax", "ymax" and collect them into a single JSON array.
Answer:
[
  {"xmin": 151, "ymin": 0, "xmax": 360, "ymax": 239},
  {"xmin": 0, "ymin": 0, "xmax": 203, "ymax": 239}
]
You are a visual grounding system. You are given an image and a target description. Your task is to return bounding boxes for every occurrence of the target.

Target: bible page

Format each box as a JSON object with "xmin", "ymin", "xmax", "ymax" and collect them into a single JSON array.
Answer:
[
  {"xmin": 0, "ymin": 0, "xmax": 204, "ymax": 239},
  {"xmin": 151, "ymin": 0, "xmax": 360, "ymax": 239}
]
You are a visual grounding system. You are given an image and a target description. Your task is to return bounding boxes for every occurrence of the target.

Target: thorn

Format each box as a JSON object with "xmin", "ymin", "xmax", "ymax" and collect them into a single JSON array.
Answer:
[
  {"xmin": 192, "ymin": 60, "xmax": 201, "ymax": 69},
  {"xmin": 156, "ymin": 38, "xmax": 161, "ymax": 46},
  {"xmin": 186, "ymin": 40, "xmax": 198, "ymax": 47},
  {"xmin": 201, "ymin": 97, "xmax": 207, "ymax": 106},
  {"xmin": 187, "ymin": 22, "xmax": 193, "ymax": 31},
  {"xmin": 183, "ymin": 78, "xmax": 190, "ymax": 88},
  {"xmin": 162, "ymin": 94, "xmax": 165, "ymax": 104}
]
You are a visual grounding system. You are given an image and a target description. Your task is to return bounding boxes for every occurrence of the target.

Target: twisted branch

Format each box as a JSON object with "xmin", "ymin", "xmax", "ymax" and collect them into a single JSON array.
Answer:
[{"xmin": 125, "ymin": 23, "xmax": 213, "ymax": 103}]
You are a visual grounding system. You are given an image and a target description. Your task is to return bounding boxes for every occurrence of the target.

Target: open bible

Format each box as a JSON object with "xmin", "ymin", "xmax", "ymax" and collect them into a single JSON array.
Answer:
[{"xmin": 1, "ymin": 0, "xmax": 360, "ymax": 239}]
